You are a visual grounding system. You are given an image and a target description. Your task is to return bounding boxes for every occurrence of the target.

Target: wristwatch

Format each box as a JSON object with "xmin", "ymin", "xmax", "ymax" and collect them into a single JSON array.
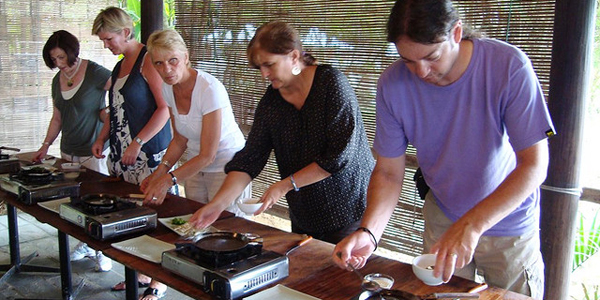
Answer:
[{"xmin": 134, "ymin": 136, "xmax": 144, "ymax": 146}]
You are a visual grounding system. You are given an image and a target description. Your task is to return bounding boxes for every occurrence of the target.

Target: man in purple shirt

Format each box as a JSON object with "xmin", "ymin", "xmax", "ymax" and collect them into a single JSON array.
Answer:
[{"xmin": 333, "ymin": 0, "xmax": 554, "ymax": 298}]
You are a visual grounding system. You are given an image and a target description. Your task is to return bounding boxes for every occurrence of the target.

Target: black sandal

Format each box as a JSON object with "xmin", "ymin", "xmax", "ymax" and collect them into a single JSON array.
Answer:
[{"xmin": 141, "ymin": 287, "xmax": 166, "ymax": 299}]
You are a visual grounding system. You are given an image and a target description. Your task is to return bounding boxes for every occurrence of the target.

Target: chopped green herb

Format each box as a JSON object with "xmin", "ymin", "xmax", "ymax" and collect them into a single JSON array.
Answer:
[{"xmin": 171, "ymin": 217, "xmax": 187, "ymax": 225}]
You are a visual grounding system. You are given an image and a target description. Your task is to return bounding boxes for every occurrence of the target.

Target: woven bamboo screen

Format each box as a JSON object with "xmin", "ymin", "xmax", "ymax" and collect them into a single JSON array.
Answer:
[
  {"xmin": 0, "ymin": 0, "xmax": 119, "ymax": 155},
  {"xmin": 173, "ymin": 0, "xmax": 555, "ymax": 257}
]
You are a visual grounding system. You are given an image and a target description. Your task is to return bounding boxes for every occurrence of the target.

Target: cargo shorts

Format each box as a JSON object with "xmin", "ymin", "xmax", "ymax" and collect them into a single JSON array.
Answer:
[{"xmin": 422, "ymin": 192, "xmax": 545, "ymax": 299}]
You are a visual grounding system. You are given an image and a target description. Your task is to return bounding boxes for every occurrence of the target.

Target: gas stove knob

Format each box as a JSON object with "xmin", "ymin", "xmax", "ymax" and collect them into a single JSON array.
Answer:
[
  {"xmin": 204, "ymin": 273, "xmax": 230, "ymax": 299},
  {"xmin": 87, "ymin": 221, "xmax": 102, "ymax": 240}
]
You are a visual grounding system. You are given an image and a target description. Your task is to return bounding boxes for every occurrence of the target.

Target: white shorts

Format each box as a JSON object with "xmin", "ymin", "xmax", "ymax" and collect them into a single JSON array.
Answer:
[
  {"xmin": 422, "ymin": 192, "xmax": 545, "ymax": 299},
  {"xmin": 183, "ymin": 171, "xmax": 251, "ymax": 217},
  {"xmin": 61, "ymin": 148, "xmax": 109, "ymax": 176}
]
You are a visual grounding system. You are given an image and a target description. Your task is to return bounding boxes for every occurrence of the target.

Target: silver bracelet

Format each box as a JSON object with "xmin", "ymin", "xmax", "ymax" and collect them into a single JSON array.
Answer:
[
  {"xmin": 160, "ymin": 160, "xmax": 172, "ymax": 168},
  {"xmin": 290, "ymin": 173, "xmax": 300, "ymax": 192}
]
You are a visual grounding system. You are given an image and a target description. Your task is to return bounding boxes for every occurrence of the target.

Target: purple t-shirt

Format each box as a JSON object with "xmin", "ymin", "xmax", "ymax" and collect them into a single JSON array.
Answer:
[{"xmin": 373, "ymin": 38, "xmax": 555, "ymax": 236}]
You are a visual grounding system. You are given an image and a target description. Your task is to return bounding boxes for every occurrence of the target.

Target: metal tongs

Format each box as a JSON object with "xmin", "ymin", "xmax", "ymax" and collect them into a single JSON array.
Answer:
[
  {"xmin": 419, "ymin": 283, "xmax": 487, "ymax": 299},
  {"xmin": 178, "ymin": 223, "xmax": 218, "ymax": 240},
  {"xmin": 359, "ymin": 289, "xmax": 481, "ymax": 300}
]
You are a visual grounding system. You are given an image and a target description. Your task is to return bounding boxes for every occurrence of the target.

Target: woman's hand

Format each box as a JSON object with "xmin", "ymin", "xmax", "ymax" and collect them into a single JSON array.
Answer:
[
  {"xmin": 122, "ymin": 142, "xmax": 142, "ymax": 165},
  {"xmin": 32, "ymin": 146, "xmax": 49, "ymax": 163},
  {"xmin": 254, "ymin": 179, "xmax": 290, "ymax": 215},
  {"xmin": 91, "ymin": 139, "xmax": 106, "ymax": 158},
  {"xmin": 189, "ymin": 202, "xmax": 226, "ymax": 229},
  {"xmin": 142, "ymin": 174, "xmax": 172, "ymax": 206},
  {"xmin": 140, "ymin": 172, "xmax": 158, "ymax": 193}
]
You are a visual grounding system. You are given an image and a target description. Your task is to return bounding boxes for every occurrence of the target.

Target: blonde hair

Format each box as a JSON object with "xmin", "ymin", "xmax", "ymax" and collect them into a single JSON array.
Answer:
[
  {"xmin": 147, "ymin": 29, "xmax": 191, "ymax": 67},
  {"xmin": 92, "ymin": 6, "xmax": 134, "ymax": 40}
]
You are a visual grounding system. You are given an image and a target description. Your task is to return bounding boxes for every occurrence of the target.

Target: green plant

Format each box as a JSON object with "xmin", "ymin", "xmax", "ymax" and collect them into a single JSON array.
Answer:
[
  {"xmin": 118, "ymin": 0, "xmax": 176, "ymax": 42},
  {"xmin": 164, "ymin": 0, "xmax": 175, "ymax": 28},
  {"xmin": 573, "ymin": 210, "xmax": 600, "ymax": 271},
  {"xmin": 119, "ymin": 0, "xmax": 141, "ymax": 41},
  {"xmin": 579, "ymin": 283, "xmax": 599, "ymax": 300}
]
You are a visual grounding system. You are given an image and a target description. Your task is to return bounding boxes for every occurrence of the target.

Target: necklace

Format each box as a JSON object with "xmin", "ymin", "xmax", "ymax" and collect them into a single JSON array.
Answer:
[{"xmin": 62, "ymin": 58, "xmax": 81, "ymax": 87}]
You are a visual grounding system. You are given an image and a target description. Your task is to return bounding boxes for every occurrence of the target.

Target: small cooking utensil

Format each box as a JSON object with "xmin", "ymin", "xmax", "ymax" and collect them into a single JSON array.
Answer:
[
  {"xmin": 0, "ymin": 146, "xmax": 20, "ymax": 160},
  {"xmin": 378, "ymin": 287, "xmax": 481, "ymax": 300},
  {"xmin": 421, "ymin": 293, "xmax": 479, "ymax": 299},
  {"xmin": 417, "ymin": 283, "xmax": 486, "ymax": 299},
  {"xmin": 122, "ymin": 194, "xmax": 145, "ymax": 206},
  {"xmin": 285, "ymin": 235, "xmax": 312, "ymax": 255},
  {"xmin": 336, "ymin": 252, "xmax": 382, "ymax": 293},
  {"xmin": 364, "ymin": 273, "xmax": 394, "ymax": 289},
  {"xmin": 355, "ymin": 287, "xmax": 420, "ymax": 300},
  {"xmin": 77, "ymin": 155, "xmax": 94, "ymax": 165},
  {"xmin": 127, "ymin": 193, "xmax": 145, "ymax": 199},
  {"xmin": 0, "ymin": 146, "xmax": 20, "ymax": 152},
  {"xmin": 100, "ymin": 176, "xmax": 122, "ymax": 182},
  {"xmin": 177, "ymin": 223, "xmax": 216, "ymax": 239},
  {"xmin": 247, "ymin": 233, "xmax": 311, "ymax": 244},
  {"xmin": 467, "ymin": 283, "xmax": 488, "ymax": 294},
  {"xmin": 174, "ymin": 219, "xmax": 227, "ymax": 240}
]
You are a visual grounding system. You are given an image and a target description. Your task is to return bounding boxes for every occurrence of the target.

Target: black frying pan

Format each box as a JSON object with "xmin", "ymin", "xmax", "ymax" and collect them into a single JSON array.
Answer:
[
  {"xmin": 175, "ymin": 231, "xmax": 263, "ymax": 268},
  {"xmin": 193, "ymin": 231, "xmax": 261, "ymax": 253}
]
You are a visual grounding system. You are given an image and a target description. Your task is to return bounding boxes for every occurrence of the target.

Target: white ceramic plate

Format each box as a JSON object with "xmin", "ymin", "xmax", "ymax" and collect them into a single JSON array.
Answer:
[
  {"xmin": 244, "ymin": 284, "xmax": 321, "ymax": 300},
  {"xmin": 111, "ymin": 235, "xmax": 175, "ymax": 263},
  {"xmin": 37, "ymin": 197, "xmax": 71, "ymax": 214},
  {"xmin": 158, "ymin": 214, "xmax": 217, "ymax": 236}
]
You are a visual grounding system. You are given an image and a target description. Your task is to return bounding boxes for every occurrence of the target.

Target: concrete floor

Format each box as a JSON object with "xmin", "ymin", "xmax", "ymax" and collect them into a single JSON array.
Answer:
[{"xmin": 0, "ymin": 209, "xmax": 194, "ymax": 300}]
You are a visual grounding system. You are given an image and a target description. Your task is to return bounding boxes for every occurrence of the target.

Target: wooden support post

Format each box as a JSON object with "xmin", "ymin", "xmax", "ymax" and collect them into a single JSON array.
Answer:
[
  {"xmin": 140, "ymin": 0, "xmax": 163, "ymax": 44},
  {"xmin": 541, "ymin": 0, "xmax": 596, "ymax": 299}
]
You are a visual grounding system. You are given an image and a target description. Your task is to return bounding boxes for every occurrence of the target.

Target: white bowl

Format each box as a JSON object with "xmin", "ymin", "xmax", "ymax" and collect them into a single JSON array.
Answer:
[
  {"xmin": 412, "ymin": 253, "xmax": 444, "ymax": 286},
  {"xmin": 237, "ymin": 197, "xmax": 262, "ymax": 215},
  {"xmin": 364, "ymin": 273, "xmax": 394, "ymax": 289},
  {"xmin": 61, "ymin": 162, "xmax": 81, "ymax": 172},
  {"xmin": 63, "ymin": 171, "xmax": 80, "ymax": 180}
]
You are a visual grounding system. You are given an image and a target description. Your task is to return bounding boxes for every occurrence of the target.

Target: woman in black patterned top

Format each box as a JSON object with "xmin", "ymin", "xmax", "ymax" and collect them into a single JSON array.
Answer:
[{"xmin": 189, "ymin": 21, "xmax": 374, "ymax": 244}]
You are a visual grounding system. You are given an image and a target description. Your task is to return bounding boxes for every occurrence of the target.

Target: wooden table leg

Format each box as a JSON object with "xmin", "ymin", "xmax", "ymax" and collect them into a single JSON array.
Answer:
[{"xmin": 125, "ymin": 266, "xmax": 139, "ymax": 300}]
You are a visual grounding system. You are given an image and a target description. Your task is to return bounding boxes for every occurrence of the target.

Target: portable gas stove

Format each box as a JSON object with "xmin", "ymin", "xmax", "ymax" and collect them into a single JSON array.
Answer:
[
  {"xmin": 0, "ymin": 167, "xmax": 80, "ymax": 205},
  {"xmin": 0, "ymin": 146, "xmax": 20, "ymax": 174},
  {"xmin": 162, "ymin": 232, "xmax": 289, "ymax": 299},
  {"xmin": 59, "ymin": 193, "xmax": 157, "ymax": 240}
]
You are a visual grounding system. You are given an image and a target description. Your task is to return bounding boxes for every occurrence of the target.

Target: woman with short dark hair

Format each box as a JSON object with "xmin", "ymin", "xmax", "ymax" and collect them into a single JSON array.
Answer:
[{"xmin": 35, "ymin": 29, "xmax": 113, "ymax": 272}]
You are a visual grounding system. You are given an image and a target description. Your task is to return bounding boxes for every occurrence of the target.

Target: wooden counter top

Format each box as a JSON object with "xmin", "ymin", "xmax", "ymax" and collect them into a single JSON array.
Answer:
[
  {"xmin": 1, "ymin": 159, "xmax": 534, "ymax": 299},
  {"xmin": 207, "ymin": 217, "xmax": 532, "ymax": 300}
]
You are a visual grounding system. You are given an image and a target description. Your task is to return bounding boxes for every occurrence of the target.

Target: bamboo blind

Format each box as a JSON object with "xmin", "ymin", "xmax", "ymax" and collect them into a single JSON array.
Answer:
[
  {"xmin": 0, "ymin": 0, "xmax": 558, "ymax": 257},
  {"xmin": 175, "ymin": 0, "xmax": 555, "ymax": 257},
  {"xmin": 0, "ymin": 0, "xmax": 119, "ymax": 155}
]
